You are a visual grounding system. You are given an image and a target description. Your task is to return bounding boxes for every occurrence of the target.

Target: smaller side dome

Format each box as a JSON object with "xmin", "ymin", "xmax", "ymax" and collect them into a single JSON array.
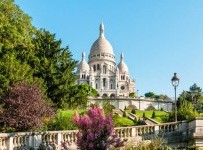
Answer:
[
  {"xmin": 117, "ymin": 53, "xmax": 129, "ymax": 74},
  {"xmin": 77, "ymin": 52, "xmax": 90, "ymax": 73}
]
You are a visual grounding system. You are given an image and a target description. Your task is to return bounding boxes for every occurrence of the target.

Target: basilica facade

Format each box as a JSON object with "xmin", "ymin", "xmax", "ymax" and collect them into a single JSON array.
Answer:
[{"xmin": 76, "ymin": 23, "xmax": 135, "ymax": 98}]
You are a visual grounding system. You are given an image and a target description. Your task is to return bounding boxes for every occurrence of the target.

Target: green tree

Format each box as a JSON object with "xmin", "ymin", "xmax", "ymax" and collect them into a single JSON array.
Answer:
[
  {"xmin": 144, "ymin": 92, "xmax": 170, "ymax": 101},
  {"xmin": 0, "ymin": 0, "xmax": 36, "ymax": 97},
  {"xmin": 0, "ymin": 0, "xmax": 35, "ymax": 50},
  {"xmin": 145, "ymin": 92, "xmax": 156, "ymax": 98},
  {"xmin": 189, "ymin": 83, "xmax": 202, "ymax": 103},
  {"xmin": 178, "ymin": 100, "xmax": 198, "ymax": 121},
  {"xmin": 68, "ymin": 84, "xmax": 98, "ymax": 109},
  {"xmin": 30, "ymin": 29, "xmax": 77, "ymax": 108},
  {"xmin": 178, "ymin": 84, "xmax": 203, "ymax": 112}
]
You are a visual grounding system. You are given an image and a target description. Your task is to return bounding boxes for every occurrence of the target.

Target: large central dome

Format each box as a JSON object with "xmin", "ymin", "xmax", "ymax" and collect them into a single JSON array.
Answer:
[
  {"xmin": 90, "ymin": 36, "xmax": 114, "ymax": 55},
  {"xmin": 88, "ymin": 23, "xmax": 115, "ymax": 62}
]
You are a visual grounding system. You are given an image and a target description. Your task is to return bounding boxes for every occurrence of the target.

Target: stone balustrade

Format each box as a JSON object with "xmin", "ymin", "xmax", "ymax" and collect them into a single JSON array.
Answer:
[{"xmin": 0, "ymin": 119, "xmax": 203, "ymax": 149}]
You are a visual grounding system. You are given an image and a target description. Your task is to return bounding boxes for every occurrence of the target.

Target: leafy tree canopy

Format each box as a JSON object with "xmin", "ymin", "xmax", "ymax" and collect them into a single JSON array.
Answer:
[
  {"xmin": 0, "ymin": 0, "xmax": 97, "ymax": 110},
  {"xmin": 0, "ymin": 0, "xmax": 36, "ymax": 97},
  {"xmin": 144, "ymin": 92, "xmax": 170, "ymax": 100},
  {"xmin": 178, "ymin": 83, "xmax": 203, "ymax": 112},
  {"xmin": 0, "ymin": 82, "xmax": 55, "ymax": 132}
]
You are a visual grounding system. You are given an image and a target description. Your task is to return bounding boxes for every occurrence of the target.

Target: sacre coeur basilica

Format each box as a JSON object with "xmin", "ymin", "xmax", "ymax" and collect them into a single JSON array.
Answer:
[{"xmin": 76, "ymin": 23, "xmax": 135, "ymax": 98}]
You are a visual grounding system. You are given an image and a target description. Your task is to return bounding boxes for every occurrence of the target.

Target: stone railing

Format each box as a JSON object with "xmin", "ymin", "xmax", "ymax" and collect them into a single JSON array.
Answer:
[
  {"xmin": 0, "ymin": 122, "xmax": 183, "ymax": 150},
  {"xmin": 0, "ymin": 130, "xmax": 78, "ymax": 150}
]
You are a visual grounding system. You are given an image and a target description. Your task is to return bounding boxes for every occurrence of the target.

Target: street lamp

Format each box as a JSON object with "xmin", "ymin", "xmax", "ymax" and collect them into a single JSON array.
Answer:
[{"xmin": 171, "ymin": 73, "xmax": 180, "ymax": 122}]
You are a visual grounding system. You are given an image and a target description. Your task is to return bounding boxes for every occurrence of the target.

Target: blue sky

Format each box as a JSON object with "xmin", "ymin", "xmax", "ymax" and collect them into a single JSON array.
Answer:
[{"xmin": 15, "ymin": 0, "xmax": 203, "ymax": 97}]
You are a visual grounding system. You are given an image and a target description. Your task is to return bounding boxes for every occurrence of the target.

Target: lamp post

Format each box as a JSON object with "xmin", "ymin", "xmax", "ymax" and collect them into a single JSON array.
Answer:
[{"xmin": 171, "ymin": 73, "xmax": 180, "ymax": 122}]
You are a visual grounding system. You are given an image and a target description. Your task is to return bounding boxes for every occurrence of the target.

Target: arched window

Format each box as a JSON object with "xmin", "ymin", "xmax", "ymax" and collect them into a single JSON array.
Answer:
[
  {"xmin": 97, "ymin": 64, "xmax": 100, "ymax": 70},
  {"xmin": 103, "ymin": 78, "xmax": 106, "ymax": 87},
  {"xmin": 93, "ymin": 65, "xmax": 96, "ymax": 71},
  {"xmin": 103, "ymin": 65, "xmax": 107, "ymax": 74},
  {"xmin": 121, "ymin": 75, "xmax": 125, "ymax": 80}
]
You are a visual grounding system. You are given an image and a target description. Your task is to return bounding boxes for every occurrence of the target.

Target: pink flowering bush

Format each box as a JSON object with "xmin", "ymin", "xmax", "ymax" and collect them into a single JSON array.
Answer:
[{"xmin": 70, "ymin": 107, "xmax": 127, "ymax": 150}]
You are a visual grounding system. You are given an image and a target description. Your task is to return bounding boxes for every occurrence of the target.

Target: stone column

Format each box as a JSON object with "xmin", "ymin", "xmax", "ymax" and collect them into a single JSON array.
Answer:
[{"xmin": 7, "ymin": 136, "xmax": 13, "ymax": 150}]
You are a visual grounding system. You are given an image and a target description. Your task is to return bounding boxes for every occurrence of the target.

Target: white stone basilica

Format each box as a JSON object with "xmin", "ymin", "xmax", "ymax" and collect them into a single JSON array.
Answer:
[{"xmin": 76, "ymin": 23, "xmax": 135, "ymax": 98}]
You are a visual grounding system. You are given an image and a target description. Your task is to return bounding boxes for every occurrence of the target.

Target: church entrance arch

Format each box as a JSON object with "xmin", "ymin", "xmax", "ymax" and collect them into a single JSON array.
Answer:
[
  {"xmin": 110, "ymin": 93, "xmax": 115, "ymax": 98},
  {"xmin": 102, "ymin": 93, "xmax": 108, "ymax": 98}
]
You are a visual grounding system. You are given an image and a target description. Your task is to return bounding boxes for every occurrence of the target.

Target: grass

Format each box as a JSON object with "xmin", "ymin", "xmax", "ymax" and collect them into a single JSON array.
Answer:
[
  {"xmin": 59, "ymin": 109, "xmax": 86, "ymax": 117},
  {"xmin": 47, "ymin": 109, "xmax": 169, "ymax": 131},
  {"xmin": 126, "ymin": 110, "xmax": 169, "ymax": 123},
  {"xmin": 46, "ymin": 109, "xmax": 86, "ymax": 130},
  {"xmin": 113, "ymin": 115, "xmax": 135, "ymax": 127}
]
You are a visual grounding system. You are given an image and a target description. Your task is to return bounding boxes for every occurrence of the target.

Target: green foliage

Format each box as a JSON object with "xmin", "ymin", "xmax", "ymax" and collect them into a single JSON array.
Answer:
[
  {"xmin": 178, "ymin": 84, "xmax": 203, "ymax": 113},
  {"xmin": 0, "ymin": 0, "xmax": 37, "ymax": 97},
  {"xmin": 30, "ymin": 29, "xmax": 78, "ymax": 108},
  {"xmin": 144, "ymin": 92, "xmax": 170, "ymax": 100},
  {"xmin": 142, "ymin": 112, "xmax": 146, "ymax": 118},
  {"xmin": 169, "ymin": 100, "xmax": 198, "ymax": 122},
  {"xmin": 69, "ymin": 84, "xmax": 98, "ymax": 109},
  {"xmin": 133, "ymin": 117, "xmax": 137, "ymax": 123},
  {"xmin": 145, "ymin": 105, "xmax": 156, "ymax": 111},
  {"xmin": 124, "ymin": 106, "xmax": 128, "ymax": 110},
  {"xmin": 123, "ymin": 111, "xmax": 127, "ymax": 117},
  {"xmin": 127, "ymin": 104, "xmax": 137, "ymax": 110},
  {"xmin": 131, "ymin": 109, "xmax": 136, "ymax": 114},
  {"xmin": 152, "ymin": 111, "xmax": 156, "ymax": 118},
  {"xmin": 46, "ymin": 110, "xmax": 86, "ymax": 131},
  {"xmin": 0, "ymin": 1, "xmax": 84, "ymax": 110},
  {"xmin": 129, "ymin": 92, "xmax": 136, "ymax": 98},
  {"xmin": 113, "ymin": 114, "xmax": 135, "ymax": 127},
  {"xmin": 177, "ymin": 100, "xmax": 198, "ymax": 121},
  {"xmin": 47, "ymin": 111, "xmax": 77, "ymax": 130},
  {"xmin": 0, "ymin": 0, "xmax": 35, "ymax": 50},
  {"xmin": 145, "ymin": 92, "xmax": 156, "ymax": 98},
  {"xmin": 136, "ymin": 118, "xmax": 146, "ymax": 126},
  {"xmin": 102, "ymin": 100, "xmax": 116, "ymax": 115}
]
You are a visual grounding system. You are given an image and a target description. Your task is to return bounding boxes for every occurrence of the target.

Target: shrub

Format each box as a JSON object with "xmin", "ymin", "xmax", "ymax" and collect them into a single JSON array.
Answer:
[
  {"xmin": 127, "ymin": 104, "xmax": 137, "ymax": 110},
  {"xmin": 133, "ymin": 117, "xmax": 137, "ymax": 123},
  {"xmin": 143, "ymin": 112, "xmax": 146, "ymax": 118},
  {"xmin": 123, "ymin": 111, "xmax": 127, "ymax": 117},
  {"xmin": 71, "ymin": 107, "xmax": 127, "ymax": 150},
  {"xmin": 0, "ymin": 82, "xmax": 55, "ymax": 132},
  {"xmin": 47, "ymin": 111, "xmax": 77, "ymax": 131},
  {"xmin": 102, "ymin": 100, "xmax": 116, "ymax": 115},
  {"xmin": 152, "ymin": 111, "xmax": 156, "ymax": 118},
  {"xmin": 160, "ymin": 107, "xmax": 163, "ymax": 111},
  {"xmin": 136, "ymin": 118, "xmax": 146, "ymax": 126},
  {"xmin": 124, "ymin": 106, "xmax": 128, "ymax": 110},
  {"xmin": 129, "ymin": 92, "xmax": 136, "ymax": 98},
  {"xmin": 145, "ymin": 105, "xmax": 156, "ymax": 111},
  {"xmin": 131, "ymin": 109, "xmax": 136, "ymax": 114}
]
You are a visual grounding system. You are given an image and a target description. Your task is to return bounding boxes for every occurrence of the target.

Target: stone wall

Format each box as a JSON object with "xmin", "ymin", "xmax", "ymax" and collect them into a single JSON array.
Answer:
[{"xmin": 89, "ymin": 98, "xmax": 173, "ymax": 111}]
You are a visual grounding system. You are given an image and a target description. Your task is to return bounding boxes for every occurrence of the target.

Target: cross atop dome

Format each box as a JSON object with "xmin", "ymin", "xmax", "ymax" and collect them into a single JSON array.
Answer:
[
  {"xmin": 82, "ymin": 51, "xmax": 85, "ymax": 61},
  {"xmin": 99, "ymin": 22, "xmax": 104, "ymax": 37},
  {"xmin": 120, "ymin": 53, "xmax": 124, "ymax": 62}
]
